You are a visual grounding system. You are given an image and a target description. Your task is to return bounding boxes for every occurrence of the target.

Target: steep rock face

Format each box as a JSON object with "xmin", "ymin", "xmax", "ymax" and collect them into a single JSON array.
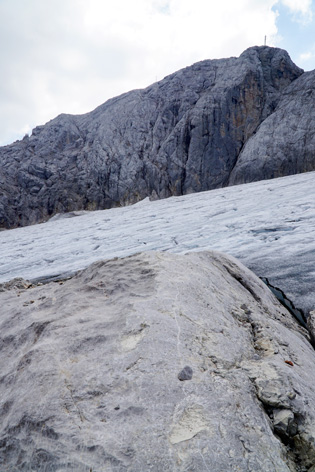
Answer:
[
  {"xmin": 229, "ymin": 70, "xmax": 315, "ymax": 184},
  {"xmin": 0, "ymin": 251, "xmax": 314, "ymax": 471},
  {"xmin": 0, "ymin": 46, "xmax": 303, "ymax": 228}
]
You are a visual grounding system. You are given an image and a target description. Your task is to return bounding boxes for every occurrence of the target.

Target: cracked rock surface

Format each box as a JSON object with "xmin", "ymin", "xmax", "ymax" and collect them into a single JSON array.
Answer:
[
  {"xmin": 0, "ymin": 251, "xmax": 314, "ymax": 471},
  {"xmin": 0, "ymin": 45, "xmax": 305, "ymax": 229}
]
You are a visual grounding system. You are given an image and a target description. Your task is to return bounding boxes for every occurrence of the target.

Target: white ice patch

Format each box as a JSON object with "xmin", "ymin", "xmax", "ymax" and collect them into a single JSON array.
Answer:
[{"xmin": 1, "ymin": 171, "xmax": 314, "ymax": 312}]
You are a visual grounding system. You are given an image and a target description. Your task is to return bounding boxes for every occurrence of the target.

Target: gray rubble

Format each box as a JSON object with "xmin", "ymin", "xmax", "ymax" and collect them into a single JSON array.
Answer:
[{"xmin": 0, "ymin": 251, "xmax": 314, "ymax": 471}]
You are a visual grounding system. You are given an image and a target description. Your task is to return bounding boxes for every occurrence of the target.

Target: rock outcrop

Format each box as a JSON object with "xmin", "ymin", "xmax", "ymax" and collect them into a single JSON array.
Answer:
[
  {"xmin": 0, "ymin": 46, "xmax": 307, "ymax": 229},
  {"xmin": 0, "ymin": 251, "xmax": 314, "ymax": 471},
  {"xmin": 228, "ymin": 70, "xmax": 315, "ymax": 184}
]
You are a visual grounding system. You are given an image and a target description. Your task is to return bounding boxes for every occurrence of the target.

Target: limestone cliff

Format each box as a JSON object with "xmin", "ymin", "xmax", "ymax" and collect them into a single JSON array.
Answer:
[
  {"xmin": 0, "ymin": 46, "xmax": 305, "ymax": 228},
  {"xmin": 229, "ymin": 69, "xmax": 315, "ymax": 184}
]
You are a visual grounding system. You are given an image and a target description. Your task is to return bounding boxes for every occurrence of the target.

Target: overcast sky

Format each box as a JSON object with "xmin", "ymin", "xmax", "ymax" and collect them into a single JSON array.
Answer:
[{"xmin": 0, "ymin": 0, "xmax": 314, "ymax": 146}]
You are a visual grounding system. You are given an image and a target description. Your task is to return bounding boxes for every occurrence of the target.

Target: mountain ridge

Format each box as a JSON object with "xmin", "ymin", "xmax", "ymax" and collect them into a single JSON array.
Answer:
[{"xmin": 1, "ymin": 45, "xmax": 313, "ymax": 229}]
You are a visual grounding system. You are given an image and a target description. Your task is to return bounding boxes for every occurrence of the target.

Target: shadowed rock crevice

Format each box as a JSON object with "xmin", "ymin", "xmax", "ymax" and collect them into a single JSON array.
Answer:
[
  {"xmin": 252, "ymin": 382, "xmax": 315, "ymax": 472},
  {"xmin": 261, "ymin": 277, "xmax": 307, "ymax": 329},
  {"xmin": 307, "ymin": 311, "xmax": 315, "ymax": 348},
  {"xmin": 222, "ymin": 262, "xmax": 262, "ymax": 303},
  {"xmin": 237, "ymin": 299, "xmax": 315, "ymax": 470}
]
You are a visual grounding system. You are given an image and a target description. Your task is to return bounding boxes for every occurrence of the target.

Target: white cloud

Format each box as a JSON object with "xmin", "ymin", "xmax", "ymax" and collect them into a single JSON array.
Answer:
[
  {"xmin": 0, "ymin": 0, "xmax": 309, "ymax": 145},
  {"xmin": 280, "ymin": 0, "xmax": 313, "ymax": 22},
  {"xmin": 299, "ymin": 43, "xmax": 315, "ymax": 65},
  {"xmin": 300, "ymin": 51, "xmax": 313, "ymax": 60},
  {"xmin": 280, "ymin": 0, "xmax": 312, "ymax": 14}
]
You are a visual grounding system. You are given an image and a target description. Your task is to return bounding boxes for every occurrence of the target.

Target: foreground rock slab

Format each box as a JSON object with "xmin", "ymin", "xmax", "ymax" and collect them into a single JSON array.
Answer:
[{"xmin": 0, "ymin": 251, "xmax": 314, "ymax": 471}]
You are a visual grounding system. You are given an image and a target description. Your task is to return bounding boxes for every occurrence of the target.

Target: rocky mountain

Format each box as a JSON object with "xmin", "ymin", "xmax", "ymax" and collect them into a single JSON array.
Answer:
[
  {"xmin": 2, "ymin": 45, "xmax": 315, "ymax": 229},
  {"xmin": 0, "ymin": 251, "xmax": 314, "ymax": 471}
]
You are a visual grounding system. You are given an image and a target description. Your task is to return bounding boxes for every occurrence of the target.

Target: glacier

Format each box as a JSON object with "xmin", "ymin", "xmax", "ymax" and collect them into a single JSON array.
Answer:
[{"xmin": 1, "ymin": 170, "xmax": 315, "ymax": 314}]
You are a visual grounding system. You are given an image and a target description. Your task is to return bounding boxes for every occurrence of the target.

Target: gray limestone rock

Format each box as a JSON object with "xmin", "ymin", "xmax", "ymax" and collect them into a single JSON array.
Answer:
[
  {"xmin": 0, "ymin": 277, "xmax": 34, "ymax": 292},
  {"xmin": 0, "ymin": 46, "xmax": 303, "ymax": 229},
  {"xmin": 273, "ymin": 409, "xmax": 296, "ymax": 437},
  {"xmin": 178, "ymin": 365, "xmax": 193, "ymax": 381},
  {"xmin": 229, "ymin": 69, "xmax": 315, "ymax": 185},
  {"xmin": 0, "ymin": 250, "xmax": 314, "ymax": 471}
]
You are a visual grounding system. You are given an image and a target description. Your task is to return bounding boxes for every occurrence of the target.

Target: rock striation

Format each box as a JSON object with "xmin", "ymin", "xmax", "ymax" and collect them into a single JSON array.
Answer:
[
  {"xmin": 0, "ymin": 45, "xmax": 311, "ymax": 229},
  {"xmin": 0, "ymin": 251, "xmax": 314, "ymax": 471}
]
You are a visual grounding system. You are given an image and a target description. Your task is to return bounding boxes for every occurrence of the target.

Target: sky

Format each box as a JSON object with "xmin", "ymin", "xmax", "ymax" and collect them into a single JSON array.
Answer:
[{"xmin": 0, "ymin": 0, "xmax": 314, "ymax": 146}]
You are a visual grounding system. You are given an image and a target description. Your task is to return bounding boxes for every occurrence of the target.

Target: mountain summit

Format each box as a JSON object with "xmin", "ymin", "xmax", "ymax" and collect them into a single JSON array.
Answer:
[{"xmin": 1, "ymin": 46, "xmax": 314, "ymax": 229}]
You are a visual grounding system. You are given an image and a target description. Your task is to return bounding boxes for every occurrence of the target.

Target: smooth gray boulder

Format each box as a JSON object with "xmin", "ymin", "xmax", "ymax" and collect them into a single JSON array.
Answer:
[
  {"xmin": 0, "ymin": 251, "xmax": 314, "ymax": 471},
  {"xmin": 0, "ymin": 46, "xmax": 303, "ymax": 229}
]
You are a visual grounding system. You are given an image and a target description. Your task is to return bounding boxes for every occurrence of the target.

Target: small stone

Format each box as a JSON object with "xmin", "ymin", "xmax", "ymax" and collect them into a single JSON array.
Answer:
[
  {"xmin": 273, "ymin": 409, "xmax": 295, "ymax": 436},
  {"xmin": 287, "ymin": 391, "xmax": 296, "ymax": 400},
  {"xmin": 178, "ymin": 366, "xmax": 193, "ymax": 381},
  {"xmin": 256, "ymin": 381, "xmax": 290, "ymax": 408}
]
